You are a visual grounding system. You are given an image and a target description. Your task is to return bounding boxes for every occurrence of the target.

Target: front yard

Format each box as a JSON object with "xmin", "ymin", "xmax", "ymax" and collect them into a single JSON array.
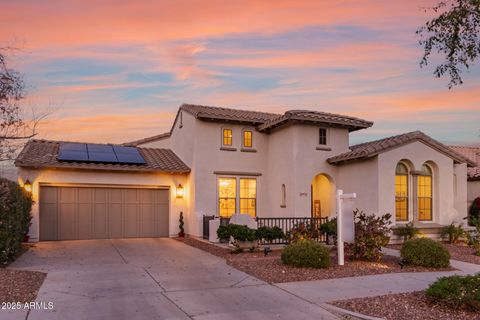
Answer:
[
  {"xmin": 332, "ymin": 291, "xmax": 480, "ymax": 320},
  {"xmin": 177, "ymin": 237, "xmax": 452, "ymax": 283}
]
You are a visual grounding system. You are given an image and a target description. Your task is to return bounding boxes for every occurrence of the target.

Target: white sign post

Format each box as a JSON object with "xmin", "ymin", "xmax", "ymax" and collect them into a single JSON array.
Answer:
[{"xmin": 336, "ymin": 189, "xmax": 357, "ymax": 266}]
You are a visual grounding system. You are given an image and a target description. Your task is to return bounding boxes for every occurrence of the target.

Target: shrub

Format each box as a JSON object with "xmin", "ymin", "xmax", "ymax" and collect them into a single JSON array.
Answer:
[
  {"xmin": 468, "ymin": 197, "xmax": 480, "ymax": 226},
  {"xmin": 286, "ymin": 222, "xmax": 319, "ymax": 243},
  {"xmin": 349, "ymin": 210, "xmax": 391, "ymax": 261},
  {"xmin": 395, "ymin": 222, "xmax": 422, "ymax": 241},
  {"xmin": 216, "ymin": 224, "xmax": 257, "ymax": 241},
  {"xmin": 440, "ymin": 223, "xmax": 465, "ymax": 244},
  {"xmin": 466, "ymin": 223, "xmax": 480, "ymax": 256},
  {"xmin": 281, "ymin": 240, "xmax": 330, "ymax": 268},
  {"xmin": 426, "ymin": 274, "xmax": 480, "ymax": 311},
  {"xmin": 0, "ymin": 178, "xmax": 33, "ymax": 265},
  {"xmin": 319, "ymin": 218, "xmax": 337, "ymax": 244},
  {"xmin": 400, "ymin": 238, "xmax": 450, "ymax": 268},
  {"xmin": 255, "ymin": 226, "xmax": 284, "ymax": 243},
  {"xmin": 216, "ymin": 225, "xmax": 230, "ymax": 241}
]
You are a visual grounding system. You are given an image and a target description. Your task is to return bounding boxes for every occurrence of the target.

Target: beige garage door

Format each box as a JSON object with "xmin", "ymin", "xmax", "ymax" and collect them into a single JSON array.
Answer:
[{"xmin": 39, "ymin": 186, "xmax": 169, "ymax": 241}]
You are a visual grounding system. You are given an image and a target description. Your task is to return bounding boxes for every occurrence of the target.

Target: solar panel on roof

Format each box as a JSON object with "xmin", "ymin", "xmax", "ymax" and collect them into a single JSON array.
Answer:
[
  {"xmin": 88, "ymin": 152, "xmax": 118, "ymax": 163},
  {"xmin": 113, "ymin": 146, "xmax": 139, "ymax": 154},
  {"xmin": 60, "ymin": 143, "xmax": 87, "ymax": 152},
  {"xmin": 58, "ymin": 150, "xmax": 89, "ymax": 161},
  {"xmin": 57, "ymin": 142, "xmax": 146, "ymax": 165},
  {"xmin": 115, "ymin": 153, "xmax": 146, "ymax": 164},
  {"xmin": 87, "ymin": 144, "xmax": 114, "ymax": 153}
]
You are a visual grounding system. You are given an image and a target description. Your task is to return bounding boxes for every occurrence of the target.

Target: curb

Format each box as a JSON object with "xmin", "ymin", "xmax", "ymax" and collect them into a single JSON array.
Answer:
[{"xmin": 321, "ymin": 303, "xmax": 384, "ymax": 320}]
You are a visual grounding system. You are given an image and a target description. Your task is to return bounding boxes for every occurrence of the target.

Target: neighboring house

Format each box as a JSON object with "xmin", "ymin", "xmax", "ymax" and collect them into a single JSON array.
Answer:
[
  {"xmin": 15, "ymin": 104, "xmax": 476, "ymax": 242},
  {"xmin": 449, "ymin": 146, "xmax": 480, "ymax": 212}
]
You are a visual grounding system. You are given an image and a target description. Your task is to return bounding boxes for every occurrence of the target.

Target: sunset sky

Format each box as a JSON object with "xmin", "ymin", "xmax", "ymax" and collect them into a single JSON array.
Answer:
[{"xmin": 1, "ymin": 0, "xmax": 479, "ymax": 145}]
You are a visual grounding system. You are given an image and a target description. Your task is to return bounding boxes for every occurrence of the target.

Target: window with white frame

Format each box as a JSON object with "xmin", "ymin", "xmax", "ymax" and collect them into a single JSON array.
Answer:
[
  {"xmin": 218, "ymin": 177, "xmax": 256, "ymax": 217},
  {"xmin": 395, "ymin": 162, "xmax": 409, "ymax": 221},
  {"xmin": 417, "ymin": 164, "xmax": 433, "ymax": 221}
]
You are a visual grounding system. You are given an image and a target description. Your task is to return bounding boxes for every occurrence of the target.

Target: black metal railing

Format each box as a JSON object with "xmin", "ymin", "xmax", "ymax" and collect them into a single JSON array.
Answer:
[{"xmin": 256, "ymin": 217, "xmax": 329, "ymax": 244}]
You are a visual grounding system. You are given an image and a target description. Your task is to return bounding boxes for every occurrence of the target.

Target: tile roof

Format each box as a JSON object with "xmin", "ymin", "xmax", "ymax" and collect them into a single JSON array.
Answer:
[
  {"xmin": 327, "ymin": 131, "xmax": 477, "ymax": 167},
  {"xmin": 124, "ymin": 104, "xmax": 374, "ymax": 146},
  {"xmin": 257, "ymin": 110, "xmax": 373, "ymax": 132},
  {"xmin": 123, "ymin": 132, "xmax": 171, "ymax": 147},
  {"xmin": 448, "ymin": 145, "xmax": 480, "ymax": 181},
  {"xmin": 15, "ymin": 140, "xmax": 190, "ymax": 173},
  {"xmin": 180, "ymin": 103, "xmax": 280, "ymax": 123}
]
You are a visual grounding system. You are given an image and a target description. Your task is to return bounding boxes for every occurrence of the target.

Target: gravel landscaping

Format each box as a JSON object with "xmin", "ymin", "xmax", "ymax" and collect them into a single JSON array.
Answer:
[
  {"xmin": 178, "ymin": 237, "xmax": 453, "ymax": 283},
  {"xmin": 389, "ymin": 242, "xmax": 480, "ymax": 265},
  {"xmin": 332, "ymin": 291, "xmax": 480, "ymax": 320},
  {"xmin": 0, "ymin": 269, "xmax": 46, "ymax": 303}
]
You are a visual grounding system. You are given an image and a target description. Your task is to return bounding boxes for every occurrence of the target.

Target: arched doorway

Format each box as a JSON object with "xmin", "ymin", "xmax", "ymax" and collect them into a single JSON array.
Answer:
[{"xmin": 311, "ymin": 173, "xmax": 334, "ymax": 218}]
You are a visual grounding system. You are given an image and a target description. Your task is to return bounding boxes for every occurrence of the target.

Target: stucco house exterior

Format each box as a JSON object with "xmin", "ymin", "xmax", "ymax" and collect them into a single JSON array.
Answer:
[{"xmin": 15, "ymin": 104, "xmax": 476, "ymax": 242}]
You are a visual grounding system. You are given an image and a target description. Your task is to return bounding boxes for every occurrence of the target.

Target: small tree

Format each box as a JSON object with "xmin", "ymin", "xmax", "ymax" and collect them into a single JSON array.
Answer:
[
  {"xmin": 349, "ymin": 209, "xmax": 392, "ymax": 262},
  {"xmin": 178, "ymin": 211, "xmax": 185, "ymax": 237}
]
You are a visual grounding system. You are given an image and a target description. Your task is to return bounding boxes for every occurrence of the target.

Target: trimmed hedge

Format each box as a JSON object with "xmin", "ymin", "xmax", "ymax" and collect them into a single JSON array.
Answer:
[
  {"xmin": 400, "ymin": 238, "xmax": 450, "ymax": 268},
  {"xmin": 426, "ymin": 274, "xmax": 480, "ymax": 311},
  {"xmin": 281, "ymin": 240, "xmax": 330, "ymax": 269},
  {"xmin": 0, "ymin": 178, "xmax": 33, "ymax": 265}
]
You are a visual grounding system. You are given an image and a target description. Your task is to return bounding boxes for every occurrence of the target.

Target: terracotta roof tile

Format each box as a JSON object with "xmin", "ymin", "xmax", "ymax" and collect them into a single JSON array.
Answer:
[
  {"xmin": 257, "ymin": 109, "xmax": 373, "ymax": 132},
  {"xmin": 327, "ymin": 131, "xmax": 476, "ymax": 167},
  {"xmin": 449, "ymin": 146, "xmax": 480, "ymax": 181},
  {"xmin": 15, "ymin": 140, "xmax": 190, "ymax": 173},
  {"xmin": 180, "ymin": 103, "xmax": 280, "ymax": 123},
  {"xmin": 123, "ymin": 132, "xmax": 171, "ymax": 147}
]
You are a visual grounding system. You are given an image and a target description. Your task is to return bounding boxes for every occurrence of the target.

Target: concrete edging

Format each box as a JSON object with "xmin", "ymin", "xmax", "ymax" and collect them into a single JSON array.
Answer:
[{"xmin": 321, "ymin": 303, "xmax": 384, "ymax": 320}]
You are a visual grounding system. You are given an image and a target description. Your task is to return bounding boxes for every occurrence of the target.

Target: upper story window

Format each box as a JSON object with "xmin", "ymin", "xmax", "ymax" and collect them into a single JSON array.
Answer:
[
  {"xmin": 243, "ymin": 130, "xmax": 253, "ymax": 148},
  {"xmin": 222, "ymin": 128, "xmax": 233, "ymax": 146},
  {"xmin": 319, "ymin": 128, "xmax": 327, "ymax": 145}
]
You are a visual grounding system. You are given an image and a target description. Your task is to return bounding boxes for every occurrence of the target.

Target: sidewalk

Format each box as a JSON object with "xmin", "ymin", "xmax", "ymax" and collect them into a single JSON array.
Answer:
[{"xmin": 277, "ymin": 248, "xmax": 480, "ymax": 304}]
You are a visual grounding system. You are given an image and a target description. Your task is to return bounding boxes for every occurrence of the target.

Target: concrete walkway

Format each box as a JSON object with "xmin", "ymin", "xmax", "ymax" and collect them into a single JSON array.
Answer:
[
  {"xmin": 278, "ymin": 247, "xmax": 480, "ymax": 304},
  {"xmin": 2, "ymin": 239, "xmax": 338, "ymax": 320}
]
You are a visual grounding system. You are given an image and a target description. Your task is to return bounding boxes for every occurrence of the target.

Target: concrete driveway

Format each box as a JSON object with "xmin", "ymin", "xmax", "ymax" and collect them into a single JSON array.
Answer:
[{"xmin": 3, "ymin": 239, "xmax": 337, "ymax": 320}]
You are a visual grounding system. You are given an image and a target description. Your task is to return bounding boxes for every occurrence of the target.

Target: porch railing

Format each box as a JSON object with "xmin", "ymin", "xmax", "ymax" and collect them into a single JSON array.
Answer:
[{"xmin": 202, "ymin": 215, "xmax": 329, "ymax": 244}]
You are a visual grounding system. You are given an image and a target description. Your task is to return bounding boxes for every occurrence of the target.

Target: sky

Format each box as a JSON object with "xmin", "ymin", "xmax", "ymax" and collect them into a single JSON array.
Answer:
[{"xmin": 1, "ymin": 0, "xmax": 479, "ymax": 146}]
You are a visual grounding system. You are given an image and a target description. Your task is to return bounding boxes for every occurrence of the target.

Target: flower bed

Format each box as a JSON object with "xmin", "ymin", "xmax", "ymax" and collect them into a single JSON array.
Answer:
[
  {"xmin": 332, "ymin": 291, "xmax": 480, "ymax": 320},
  {"xmin": 177, "ymin": 237, "xmax": 452, "ymax": 283}
]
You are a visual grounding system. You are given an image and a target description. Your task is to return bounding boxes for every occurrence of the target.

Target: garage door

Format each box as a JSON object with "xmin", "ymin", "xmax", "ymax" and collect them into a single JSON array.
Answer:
[{"xmin": 39, "ymin": 186, "xmax": 169, "ymax": 241}]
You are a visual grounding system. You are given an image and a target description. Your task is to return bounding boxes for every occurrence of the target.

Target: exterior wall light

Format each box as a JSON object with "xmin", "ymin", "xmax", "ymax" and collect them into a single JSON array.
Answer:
[
  {"xmin": 176, "ymin": 184, "xmax": 184, "ymax": 199},
  {"xmin": 24, "ymin": 179, "xmax": 32, "ymax": 193}
]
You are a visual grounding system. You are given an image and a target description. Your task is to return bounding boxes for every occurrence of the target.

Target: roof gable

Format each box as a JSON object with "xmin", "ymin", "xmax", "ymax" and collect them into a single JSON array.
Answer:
[{"xmin": 327, "ymin": 131, "xmax": 477, "ymax": 167}]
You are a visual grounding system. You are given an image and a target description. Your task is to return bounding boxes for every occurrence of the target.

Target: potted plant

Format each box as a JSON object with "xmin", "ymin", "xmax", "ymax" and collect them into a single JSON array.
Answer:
[
  {"xmin": 255, "ymin": 226, "xmax": 284, "ymax": 243},
  {"xmin": 319, "ymin": 218, "xmax": 337, "ymax": 245},
  {"xmin": 178, "ymin": 211, "xmax": 185, "ymax": 237}
]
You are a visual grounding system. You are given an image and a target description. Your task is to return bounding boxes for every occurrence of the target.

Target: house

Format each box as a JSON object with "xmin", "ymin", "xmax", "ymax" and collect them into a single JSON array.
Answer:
[
  {"xmin": 448, "ymin": 146, "xmax": 480, "ymax": 212},
  {"xmin": 15, "ymin": 104, "xmax": 476, "ymax": 242}
]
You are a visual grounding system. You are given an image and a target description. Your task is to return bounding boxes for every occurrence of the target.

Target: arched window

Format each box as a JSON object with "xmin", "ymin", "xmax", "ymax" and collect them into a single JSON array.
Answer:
[
  {"xmin": 417, "ymin": 164, "xmax": 433, "ymax": 221},
  {"xmin": 395, "ymin": 162, "xmax": 409, "ymax": 221}
]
